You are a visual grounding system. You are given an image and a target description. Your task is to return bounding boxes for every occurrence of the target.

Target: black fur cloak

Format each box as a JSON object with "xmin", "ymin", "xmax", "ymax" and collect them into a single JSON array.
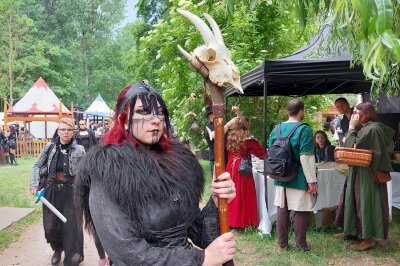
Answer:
[{"xmin": 75, "ymin": 141, "xmax": 219, "ymax": 265}]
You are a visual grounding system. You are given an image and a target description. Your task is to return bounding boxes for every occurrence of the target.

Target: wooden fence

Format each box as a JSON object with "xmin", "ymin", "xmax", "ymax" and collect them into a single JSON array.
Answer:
[{"xmin": 15, "ymin": 139, "xmax": 52, "ymax": 157}]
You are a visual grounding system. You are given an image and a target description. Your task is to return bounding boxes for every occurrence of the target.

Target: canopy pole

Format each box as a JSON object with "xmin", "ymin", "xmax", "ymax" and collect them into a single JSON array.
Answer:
[{"xmin": 262, "ymin": 63, "xmax": 268, "ymax": 211}]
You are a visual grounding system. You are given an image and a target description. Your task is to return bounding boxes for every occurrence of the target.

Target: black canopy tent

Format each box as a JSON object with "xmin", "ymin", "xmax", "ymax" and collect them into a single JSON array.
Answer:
[
  {"xmin": 227, "ymin": 26, "xmax": 371, "ymax": 97},
  {"xmin": 225, "ymin": 26, "xmax": 372, "ymax": 179}
]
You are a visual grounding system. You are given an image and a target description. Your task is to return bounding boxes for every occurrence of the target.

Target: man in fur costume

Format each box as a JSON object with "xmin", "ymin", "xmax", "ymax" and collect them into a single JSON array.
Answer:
[{"xmin": 75, "ymin": 80, "xmax": 237, "ymax": 265}]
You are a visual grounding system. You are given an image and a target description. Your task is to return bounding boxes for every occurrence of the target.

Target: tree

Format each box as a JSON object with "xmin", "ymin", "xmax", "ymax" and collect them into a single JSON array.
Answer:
[
  {"xmin": 136, "ymin": 0, "xmax": 172, "ymax": 24},
  {"xmin": 129, "ymin": 0, "xmax": 322, "ymax": 147},
  {"xmin": 224, "ymin": 0, "xmax": 400, "ymax": 95},
  {"xmin": 0, "ymin": 0, "xmax": 47, "ymax": 105}
]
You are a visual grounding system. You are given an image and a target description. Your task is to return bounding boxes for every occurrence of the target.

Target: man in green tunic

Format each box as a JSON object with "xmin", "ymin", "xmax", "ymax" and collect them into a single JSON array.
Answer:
[
  {"xmin": 269, "ymin": 99, "xmax": 318, "ymax": 251},
  {"xmin": 335, "ymin": 102, "xmax": 394, "ymax": 251}
]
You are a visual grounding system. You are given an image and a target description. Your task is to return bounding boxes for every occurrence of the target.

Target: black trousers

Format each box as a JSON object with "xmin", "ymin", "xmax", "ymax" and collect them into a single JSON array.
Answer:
[{"xmin": 43, "ymin": 182, "xmax": 84, "ymax": 265}]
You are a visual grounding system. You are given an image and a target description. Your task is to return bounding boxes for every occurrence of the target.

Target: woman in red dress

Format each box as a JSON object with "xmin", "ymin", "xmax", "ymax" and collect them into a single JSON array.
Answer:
[{"xmin": 226, "ymin": 107, "xmax": 265, "ymax": 228}]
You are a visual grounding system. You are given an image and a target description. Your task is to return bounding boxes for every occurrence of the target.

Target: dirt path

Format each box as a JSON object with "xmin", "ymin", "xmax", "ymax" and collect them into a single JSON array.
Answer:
[{"xmin": 0, "ymin": 221, "xmax": 101, "ymax": 266}]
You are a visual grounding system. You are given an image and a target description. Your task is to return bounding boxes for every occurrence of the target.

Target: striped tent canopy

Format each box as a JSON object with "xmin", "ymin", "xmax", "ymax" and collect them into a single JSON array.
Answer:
[
  {"xmin": 84, "ymin": 94, "xmax": 113, "ymax": 118},
  {"xmin": 7, "ymin": 77, "xmax": 70, "ymax": 115}
]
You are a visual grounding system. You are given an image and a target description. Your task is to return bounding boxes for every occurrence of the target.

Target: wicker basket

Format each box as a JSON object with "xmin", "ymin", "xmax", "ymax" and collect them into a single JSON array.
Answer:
[{"xmin": 334, "ymin": 146, "xmax": 373, "ymax": 167}]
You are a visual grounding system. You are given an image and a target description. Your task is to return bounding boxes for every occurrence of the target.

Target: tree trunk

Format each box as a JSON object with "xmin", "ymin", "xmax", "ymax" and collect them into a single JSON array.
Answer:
[{"xmin": 7, "ymin": 15, "xmax": 14, "ymax": 106}]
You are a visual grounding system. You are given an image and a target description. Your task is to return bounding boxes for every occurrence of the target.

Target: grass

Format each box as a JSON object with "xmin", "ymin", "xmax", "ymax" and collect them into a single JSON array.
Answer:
[
  {"xmin": 0, "ymin": 157, "xmax": 37, "ymax": 207},
  {"xmin": 199, "ymin": 160, "xmax": 400, "ymax": 265},
  {"xmin": 0, "ymin": 157, "xmax": 41, "ymax": 253}
]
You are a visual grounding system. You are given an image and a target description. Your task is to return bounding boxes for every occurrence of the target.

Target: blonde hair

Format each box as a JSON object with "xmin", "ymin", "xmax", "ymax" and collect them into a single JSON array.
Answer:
[
  {"xmin": 226, "ymin": 117, "xmax": 250, "ymax": 152},
  {"xmin": 59, "ymin": 118, "xmax": 75, "ymax": 128}
]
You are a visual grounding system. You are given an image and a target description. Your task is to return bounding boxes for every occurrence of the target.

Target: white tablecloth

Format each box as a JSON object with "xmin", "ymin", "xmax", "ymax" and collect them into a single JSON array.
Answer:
[
  {"xmin": 388, "ymin": 172, "xmax": 400, "ymax": 210},
  {"xmin": 252, "ymin": 169, "xmax": 398, "ymax": 235}
]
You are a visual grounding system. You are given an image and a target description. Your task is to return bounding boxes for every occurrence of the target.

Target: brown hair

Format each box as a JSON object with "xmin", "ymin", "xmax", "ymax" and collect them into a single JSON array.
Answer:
[
  {"xmin": 356, "ymin": 102, "xmax": 376, "ymax": 124},
  {"xmin": 334, "ymin": 97, "xmax": 350, "ymax": 108},
  {"xmin": 287, "ymin": 99, "xmax": 304, "ymax": 117},
  {"xmin": 59, "ymin": 118, "xmax": 75, "ymax": 128},
  {"xmin": 314, "ymin": 130, "xmax": 331, "ymax": 147},
  {"xmin": 227, "ymin": 117, "xmax": 250, "ymax": 152}
]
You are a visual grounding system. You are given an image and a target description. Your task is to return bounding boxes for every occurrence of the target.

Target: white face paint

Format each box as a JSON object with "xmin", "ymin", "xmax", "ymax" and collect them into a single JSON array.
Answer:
[{"xmin": 130, "ymin": 97, "xmax": 164, "ymax": 146}]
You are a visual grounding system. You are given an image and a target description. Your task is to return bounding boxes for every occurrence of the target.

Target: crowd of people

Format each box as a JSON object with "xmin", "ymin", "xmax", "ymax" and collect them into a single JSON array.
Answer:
[
  {"xmin": 0, "ymin": 124, "xmax": 18, "ymax": 165},
  {"xmin": 18, "ymin": 86, "xmax": 394, "ymax": 265}
]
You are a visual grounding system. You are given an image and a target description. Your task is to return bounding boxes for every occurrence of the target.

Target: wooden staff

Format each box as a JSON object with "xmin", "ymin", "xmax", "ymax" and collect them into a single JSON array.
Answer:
[{"xmin": 178, "ymin": 46, "xmax": 230, "ymax": 235}]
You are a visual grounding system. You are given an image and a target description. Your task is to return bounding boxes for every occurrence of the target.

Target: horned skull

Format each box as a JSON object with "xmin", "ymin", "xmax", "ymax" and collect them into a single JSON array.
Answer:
[{"xmin": 177, "ymin": 9, "xmax": 243, "ymax": 93}]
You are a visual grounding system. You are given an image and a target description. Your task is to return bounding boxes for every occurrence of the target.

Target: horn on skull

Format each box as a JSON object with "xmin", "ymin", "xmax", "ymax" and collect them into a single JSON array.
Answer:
[
  {"xmin": 203, "ymin": 13, "xmax": 224, "ymax": 45},
  {"xmin": 177, "ymin": 45, "xmax": 209, "ymax": 78},
  {"xmin": 177, "ymin": 9, "xmax": 214, "ymax": 46}
]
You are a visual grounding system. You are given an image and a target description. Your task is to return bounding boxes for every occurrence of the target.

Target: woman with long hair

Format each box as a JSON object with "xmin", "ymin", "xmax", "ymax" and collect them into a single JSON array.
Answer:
[
  {"xmin": 313, "ymin": 130, "xmax": 335, "ymax": 163},
  {"xmin": 74, "ymin": 80, "xmax": 236, "ymax": 265},
  {"xmin": 226, "ymin": 107, "xmax": 265, "ymax": 229}
]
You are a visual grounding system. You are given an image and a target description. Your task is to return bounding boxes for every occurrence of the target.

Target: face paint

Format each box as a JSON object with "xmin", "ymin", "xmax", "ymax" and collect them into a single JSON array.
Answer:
[
  {"xmin": 152, "ymin": 129, "xmax": 159, "ymax": 144},
  {"xmin": 130, "ymin": 97, "xmax": 164, "ymax": 146}
]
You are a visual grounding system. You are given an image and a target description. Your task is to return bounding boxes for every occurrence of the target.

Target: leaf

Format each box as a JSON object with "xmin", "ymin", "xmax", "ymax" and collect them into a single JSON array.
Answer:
[
  {"xmin": 353, "ymin": 0, "xmax": 373, "ymax": 38},
  {"xmin": 296, "ymin": 0, "xmax": 307, "ymax": 30},
  {"xmin": 250, "ymin": 0, "xmax": 257, "ymax": 10},
  {"xmin": 311, "ymin": 0, "xmax": 320, "ymax": 14},
  {"xmin": 374, "ymin": 0, "xmax": 393, "ymax": 34},
  {"xmin": 382, "ymin": 31, "xmax": 400, "ymax": 60}
]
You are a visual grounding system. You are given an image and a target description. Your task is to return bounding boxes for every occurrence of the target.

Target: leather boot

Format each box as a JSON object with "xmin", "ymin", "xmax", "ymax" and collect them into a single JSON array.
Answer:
[
  {"xmin": 51, "ymin": 249, "xmax": 62, "ymax": 265},
  {"xmin": 350, "ymin": 238, "xmax": 374, "ymax": 251}
]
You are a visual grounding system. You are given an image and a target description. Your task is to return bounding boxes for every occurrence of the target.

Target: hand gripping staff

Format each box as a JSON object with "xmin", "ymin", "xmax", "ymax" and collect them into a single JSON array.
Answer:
[
  {"xmin": 35, "ymin": 189, "xmax": 67, "ymax": 223},
  {"xmin": 177, "ymin": 9, "xmax": 243, "ymax": 265}
]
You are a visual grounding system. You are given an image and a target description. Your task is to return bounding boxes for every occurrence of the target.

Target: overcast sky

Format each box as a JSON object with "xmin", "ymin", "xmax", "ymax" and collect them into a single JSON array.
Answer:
[{"xmin": 120, "ymin": 0, "xmax": 138, "ymax": 27}]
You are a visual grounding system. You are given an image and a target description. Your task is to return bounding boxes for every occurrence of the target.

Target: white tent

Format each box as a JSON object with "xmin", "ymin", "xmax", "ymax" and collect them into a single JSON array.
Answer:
[
  {"xmin": 84, "ymin": 94, "xmax": 113, "ymax": 118},
  {"xmin": 6, "ymin": 77, "xmax": 71, "ymax": 139}
]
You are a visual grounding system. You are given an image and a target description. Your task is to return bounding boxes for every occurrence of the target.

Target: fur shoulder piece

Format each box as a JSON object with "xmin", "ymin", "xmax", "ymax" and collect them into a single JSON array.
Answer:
[{"xmin": 75, "ymin": 141, "xmax": 204, "ymax": 234}]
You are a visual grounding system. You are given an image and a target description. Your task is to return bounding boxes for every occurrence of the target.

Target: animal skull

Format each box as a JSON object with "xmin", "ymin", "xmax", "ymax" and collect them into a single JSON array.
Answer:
[{"xmin": 177, "ymin": 9, "xmax": 243, "ymax": 93}]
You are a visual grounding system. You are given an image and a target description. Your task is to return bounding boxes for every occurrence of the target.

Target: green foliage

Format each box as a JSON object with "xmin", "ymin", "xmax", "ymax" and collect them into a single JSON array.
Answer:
[
  {"xmin": 225, "ymin": 0, "xmax": 400, "ymax": 95},
  {"xmin": 128, "ymin": 0, "xmax": 320, "ymax": 147},
  {"xmin": 136, "ymin": 0, "xmax": 172, "ymax": 24},
  {"xmin": 0, "ymin": 0, "xmax": 128, "ymax": 109},
  {"xmin": 0, "ymin": 0, "xmax": 48, "ymax": 105}
]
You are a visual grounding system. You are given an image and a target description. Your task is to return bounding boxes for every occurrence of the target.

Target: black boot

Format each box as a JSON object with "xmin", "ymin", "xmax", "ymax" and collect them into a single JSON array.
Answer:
[{"xmin": 51, "ymin": 249, "xmax": 62, "ymax": 265}]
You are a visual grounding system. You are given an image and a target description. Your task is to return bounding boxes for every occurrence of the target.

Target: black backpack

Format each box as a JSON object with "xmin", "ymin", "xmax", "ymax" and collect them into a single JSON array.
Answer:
[{"xmin": 265, "ymin": 123, "xmax": 304, "ymax": 182}]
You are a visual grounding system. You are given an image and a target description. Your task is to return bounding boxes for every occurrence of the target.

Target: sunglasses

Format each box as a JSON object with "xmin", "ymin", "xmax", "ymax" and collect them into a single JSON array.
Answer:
[
  {"xmin": 58, "ymin": 128, "xmax": 74, "ymax": 132},
  {"xmin": 79, "ymin": 123, "xmax": 85, "ymax": 125}
]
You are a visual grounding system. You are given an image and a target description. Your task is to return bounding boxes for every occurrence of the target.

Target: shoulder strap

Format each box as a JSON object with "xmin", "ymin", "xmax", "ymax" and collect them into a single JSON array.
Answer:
[
  {"xmin": 276, "ymin": 124, "xmax": 281, "ymax": 138},
  {"xmin": 47, "ymin": 143, "xmax": 55, "ymax": 156},
  {"xmin": 286, "ymin": 122, "xmax": 305, "ymax": 139},
  {"xmin": 44, "ymin": 143, "xmax": 55, "ymax": 164}
]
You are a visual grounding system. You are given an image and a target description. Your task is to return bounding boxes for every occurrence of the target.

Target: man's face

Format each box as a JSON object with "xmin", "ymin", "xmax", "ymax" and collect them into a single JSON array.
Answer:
[
  {"xmin": 79, "ymin": 121, "xmax": 87, "ymax": 130},
  {"xmin": 335, "ymin": 101, "xmax": 350, "ymax": 114}
]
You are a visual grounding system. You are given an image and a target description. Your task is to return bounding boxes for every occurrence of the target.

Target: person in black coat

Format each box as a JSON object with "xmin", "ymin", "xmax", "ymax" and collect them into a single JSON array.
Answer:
[
  {"xmin": 73, "ymin": 120, "xmax": 98, "ymax": 152},
  {"xmin": 75, "ymin": 80, "xmax": 237, "ymax": 266}
]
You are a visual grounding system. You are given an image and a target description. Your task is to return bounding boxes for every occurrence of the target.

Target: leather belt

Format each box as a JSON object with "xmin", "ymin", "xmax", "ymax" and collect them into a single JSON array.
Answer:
[{"xmin": 55, "ymin": 171, "xmax": 65, "ymax": 181}]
